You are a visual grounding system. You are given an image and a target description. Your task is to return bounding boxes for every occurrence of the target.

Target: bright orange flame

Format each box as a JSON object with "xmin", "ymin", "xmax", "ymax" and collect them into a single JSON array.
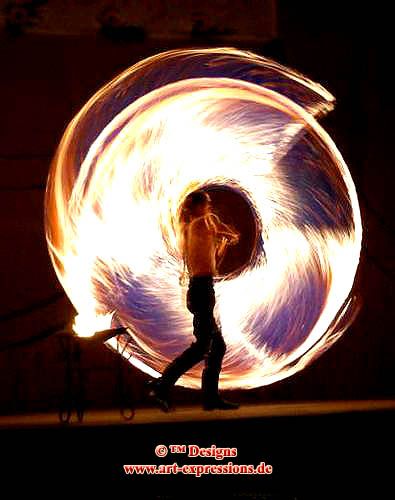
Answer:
[{"xmin": 45, "ymin": 49, "xmax": 362, "ymax": 389}]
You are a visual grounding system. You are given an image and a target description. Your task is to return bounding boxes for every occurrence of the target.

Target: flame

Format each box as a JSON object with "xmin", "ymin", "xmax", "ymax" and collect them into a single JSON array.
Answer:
[
  {"xmin": 45, "ymin": 48, "xmax": 362, "ymax": 389},
  {"xmin": 73, "ymin": 312, "xmax": 114, "ymax": 338}
]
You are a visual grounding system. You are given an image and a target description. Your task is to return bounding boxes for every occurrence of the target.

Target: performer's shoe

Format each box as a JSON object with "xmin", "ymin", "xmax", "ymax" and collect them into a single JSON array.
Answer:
[
  {"xmin": 203, "ymin": 397, "xmax": 240, "ymax": 411},
  {"xmin": 146, "ymin": 380, "xmax": 172, "ymax": 413}
]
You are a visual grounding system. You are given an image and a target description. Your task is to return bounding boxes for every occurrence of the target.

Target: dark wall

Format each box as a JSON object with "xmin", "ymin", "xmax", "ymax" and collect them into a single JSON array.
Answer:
[
  {"xmin": 0, "ymin": 2, "xmax": 394, "ymax": 414},
  {"xmin": 271, "ymin": 2, "xmax": 395, "ymax": 400}
]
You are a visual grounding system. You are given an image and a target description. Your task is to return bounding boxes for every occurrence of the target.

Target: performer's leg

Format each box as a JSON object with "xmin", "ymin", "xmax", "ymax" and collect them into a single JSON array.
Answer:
[
  {"xmin": 201, "ymin": 322, "xmax": 226, "ymax": 402},
  {"xmin": 158, "ymin": 324, "xmax": 211, "ymax": 392},
  {"xmin": 154, "ymin": 305, "xmax": 214, "ymax": 392},
  {"xmin": 149, "ymin": 275, "xmax": 238, "ymax": 410},
  {"xmin": 196, "ymin": 290, "xmax": 239, "ymax": 410}
]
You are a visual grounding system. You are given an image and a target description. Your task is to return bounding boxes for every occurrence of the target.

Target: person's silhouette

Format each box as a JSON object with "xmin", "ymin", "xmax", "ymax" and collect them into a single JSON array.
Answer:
[{"xmin": 148, "ymin": 190, "xmax": 240, "ymax": 411}]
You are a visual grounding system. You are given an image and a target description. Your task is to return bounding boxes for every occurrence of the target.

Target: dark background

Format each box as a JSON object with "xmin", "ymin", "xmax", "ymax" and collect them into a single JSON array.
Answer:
[{"xmin": 0, "ymin": 1, "xmax": 394, "ymax": 414}]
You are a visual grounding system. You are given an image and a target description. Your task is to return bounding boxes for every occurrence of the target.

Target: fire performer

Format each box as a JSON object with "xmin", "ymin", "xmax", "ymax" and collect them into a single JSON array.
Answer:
[{"xmin": 148, "ymin": 190, "xmax": 240, "ymax": 411}]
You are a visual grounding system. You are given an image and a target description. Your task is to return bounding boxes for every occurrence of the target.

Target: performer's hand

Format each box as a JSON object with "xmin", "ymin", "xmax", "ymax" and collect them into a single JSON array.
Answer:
[
  {"xmin": 217, "ymin": 236, "xmax": 228, "ymax": 252},
  {"xmin": 228, "ymin": 233, "xmax": 240, "ymax": 246}
]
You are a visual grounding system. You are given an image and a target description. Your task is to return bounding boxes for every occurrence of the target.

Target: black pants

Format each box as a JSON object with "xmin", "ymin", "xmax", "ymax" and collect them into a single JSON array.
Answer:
[{"xmin": 159, "ymin": 275, "xmax": 226, "ymax": 401}]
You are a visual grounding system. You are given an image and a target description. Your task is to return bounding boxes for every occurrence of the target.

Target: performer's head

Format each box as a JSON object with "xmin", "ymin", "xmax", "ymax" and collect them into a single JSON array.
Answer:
[{"xmin": 180, "ymin": 190, "xmax": 211, "ymax": 223}]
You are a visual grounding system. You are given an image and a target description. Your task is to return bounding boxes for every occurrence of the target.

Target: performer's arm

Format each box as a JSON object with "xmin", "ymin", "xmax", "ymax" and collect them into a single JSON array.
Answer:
[
  {"xmin": 215, "ymin": 236, "xmax": 229, "ymax": 267},
  {"xmin": 178, "ymin": 225, "xmax": 188, "ymax": 285},
  {"xmin": 209, "ymin": 214, "xmax": 240, "ymax": 245}
]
